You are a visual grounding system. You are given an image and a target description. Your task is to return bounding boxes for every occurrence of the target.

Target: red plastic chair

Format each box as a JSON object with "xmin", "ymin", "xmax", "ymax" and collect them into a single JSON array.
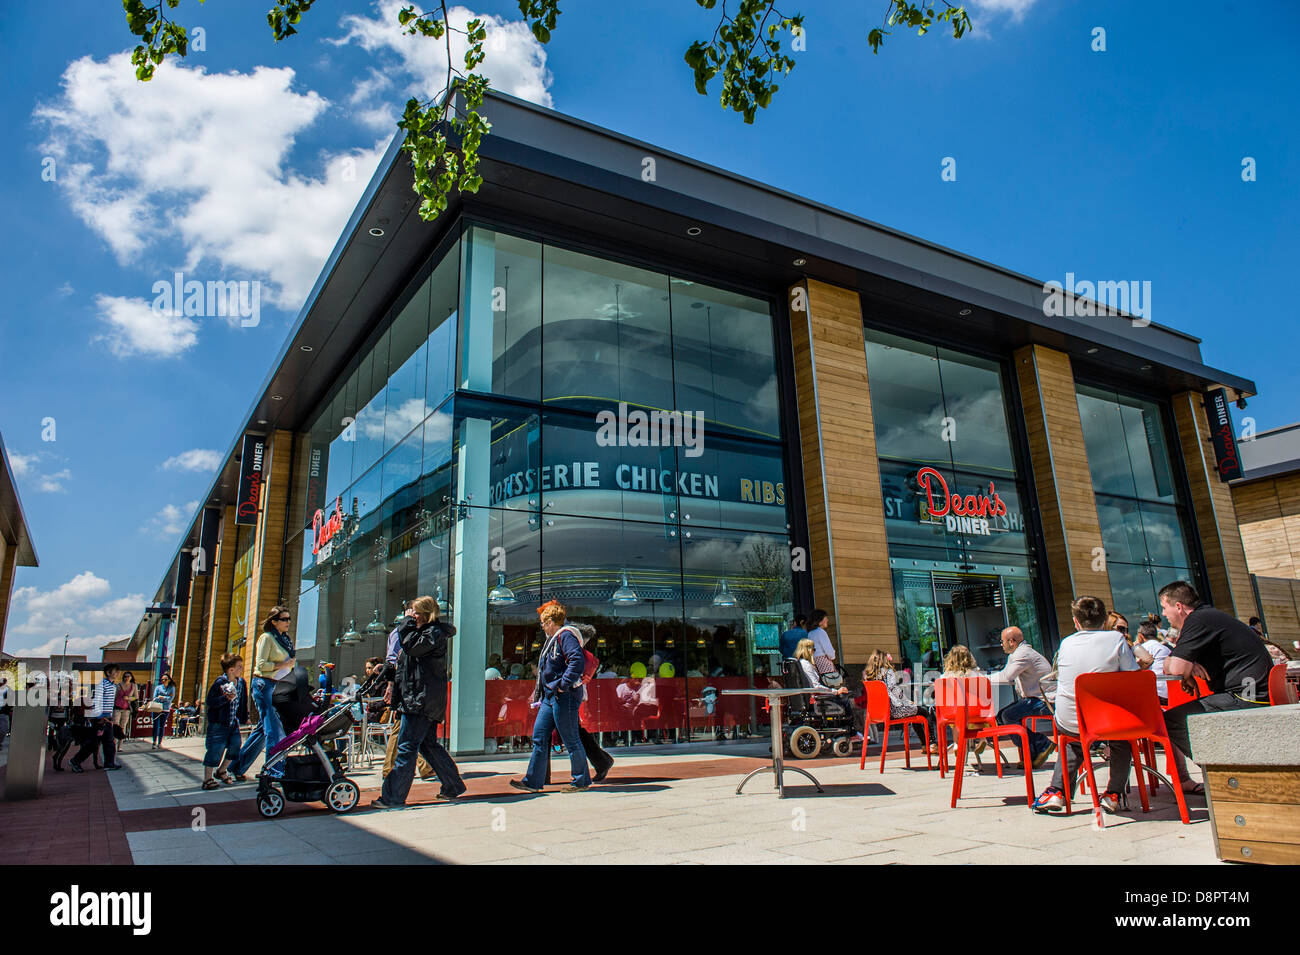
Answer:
[
  {"xmin": 1268, "ymin": 664, "xmax": 1298, "ymax": 705},
  {"xmin": 859, "ymin": 680, "xmax": 932, "ymax": 772},
  {"xmin": 1075, "ymin": 671, "xmax": 1190, "ymax": 825},
  {"xmin": 1021, "ymin": 713, "xmax": 1055, "ymax": 737},
  {"xmin": 934, "ymin": 676, "xmax": 1035, "ymax": 809},
  {"xmin": 1164, "ymin": 676, "xmax": 1211, "ymax": 709}
]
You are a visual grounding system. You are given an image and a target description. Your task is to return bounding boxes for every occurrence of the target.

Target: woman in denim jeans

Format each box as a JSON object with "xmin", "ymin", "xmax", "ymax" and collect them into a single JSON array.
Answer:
[
  {"xmin": 510, "ymin": 601, "xmax": 591, "ymax": 794},
  {"xmin": 203, "ymin": 653, "xmax": 248, "ymax": 789},
  {"xmin": 232, "ymin": 606, "xmax": 295, "ymax": 780},
  {"xmin": 151, "ymin": 673, "xmax": 176, "ymax": 749}
]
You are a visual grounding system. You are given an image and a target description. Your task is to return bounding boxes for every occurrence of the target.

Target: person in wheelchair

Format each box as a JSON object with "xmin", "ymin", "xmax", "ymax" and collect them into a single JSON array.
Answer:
[{"xmin": 789, "ymin": 639, "xmax": 865, "ymax": 742}]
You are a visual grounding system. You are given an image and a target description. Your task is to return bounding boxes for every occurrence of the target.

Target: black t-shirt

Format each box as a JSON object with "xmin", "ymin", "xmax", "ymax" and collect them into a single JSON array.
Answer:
[{"xmin": 1170, "ymin": 605, "xmax": 1272, "ymax": 698}]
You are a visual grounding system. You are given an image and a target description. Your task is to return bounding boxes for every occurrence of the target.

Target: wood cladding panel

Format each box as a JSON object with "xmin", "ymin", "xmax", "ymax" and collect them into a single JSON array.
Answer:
[
  {"xmin": 203, "ymin": 509, "xmax": 240, "ymax": 690},
  {"xmin": 1233, "ymin": 475, "xmax": 1300, "ymax": 580},
  {"xmin": 1252, "ymin": 576, "xmax": 1300, "ymax": 645},
  {"xmin": 1173, "ymin": 392, "xmax": 1257, "ymax": 619},
  {"xmin": 789, "ymin": 280, "xmax": 896, "ymax": 663},
  {"xmin": 1014, "ymin": 345, "xmax": 1112, "ymax": 637},
  {"xmin": 245, "ymin": 429, "xmax": 294, "ymax": 649}
]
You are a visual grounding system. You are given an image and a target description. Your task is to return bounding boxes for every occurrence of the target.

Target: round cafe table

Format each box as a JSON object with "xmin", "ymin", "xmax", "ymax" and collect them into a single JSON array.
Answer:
[{"xmin": 721, "ymin": 688, "xmax": 824, "ymax": 798}]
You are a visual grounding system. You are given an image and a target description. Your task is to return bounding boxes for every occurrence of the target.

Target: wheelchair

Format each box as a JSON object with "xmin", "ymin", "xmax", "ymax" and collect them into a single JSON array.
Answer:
[{"xmin": 780, "ymin": 659, "xmax": 857, "ymax": 759}]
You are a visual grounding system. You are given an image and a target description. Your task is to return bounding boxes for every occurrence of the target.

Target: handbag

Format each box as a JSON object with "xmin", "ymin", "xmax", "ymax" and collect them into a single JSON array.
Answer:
[{"xmin": 141, "ymin": 700, "xmax": 164, "ymax": 714}]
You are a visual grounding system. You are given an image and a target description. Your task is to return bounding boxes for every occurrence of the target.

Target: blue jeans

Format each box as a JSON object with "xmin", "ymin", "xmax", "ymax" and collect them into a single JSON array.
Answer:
[
  {"xmin": 204, "ymin": 721, "xmax": 242, "ymax": 768},
  {"xmin": 234, "ymin": 676, "xmax": 284, "ymax": 777},
  {"xmin": 152, "ymin": 712, "xmax": 169, "ymax": 744},
  {"xmin": 996, "ymin": 697, "xmax": 1052, "ymax": 757},
  {"xmin": 379, "ymin": 713, "xmax": 466, "ymax": 805},
  {"xmin": 523, "ymin": 691, "xmax": 590, "ymax": 789}
]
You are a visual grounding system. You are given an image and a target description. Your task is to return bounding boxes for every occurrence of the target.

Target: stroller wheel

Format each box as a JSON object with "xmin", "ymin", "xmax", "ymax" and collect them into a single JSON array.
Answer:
[
  {"xmin": 832, "ymin": 737, "xmax": 853, "ymax": 757},
  {"xmin": 256, "ymin": 789, "xmax": 285, "ymax": 818},
  {"xmin": 326, "ymin": 779, "xmax": 361, "ymax": 814}
]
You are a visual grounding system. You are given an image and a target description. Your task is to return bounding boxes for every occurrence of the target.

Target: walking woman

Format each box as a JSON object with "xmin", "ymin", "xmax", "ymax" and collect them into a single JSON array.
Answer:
[
  {"xmin": 574, "ymin": 623, "xmax": 613, "ymax": 782},
  {"xmin": 113, "ymin": 671, "xmax": 138, "ymax": 741},
  {"xmin": 151, "ymin": 673, "xmax": 176, "ymax": 749},
  {"xmin": 231, "ymin": 606, "xmax": 295, "ymax": 780},
  {"xmin": 510, "ymin": 601, "xmax": 591, "ymax": 794}
]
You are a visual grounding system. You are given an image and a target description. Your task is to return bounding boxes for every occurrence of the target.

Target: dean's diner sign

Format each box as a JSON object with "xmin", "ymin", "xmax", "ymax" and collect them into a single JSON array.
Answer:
[{"xmin": 915, "ymin": 466, "xmax": 1008, "ymax": 537}]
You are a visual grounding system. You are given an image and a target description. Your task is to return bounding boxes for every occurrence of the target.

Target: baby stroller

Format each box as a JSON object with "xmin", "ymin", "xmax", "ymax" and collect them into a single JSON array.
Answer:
[
  {"xmin": 781, "ymin": 659, "xmax": 857, "ymax": 759},
  {"xmin": 254, "ymin": 666, "xmax": 384, "ymax": 818}
]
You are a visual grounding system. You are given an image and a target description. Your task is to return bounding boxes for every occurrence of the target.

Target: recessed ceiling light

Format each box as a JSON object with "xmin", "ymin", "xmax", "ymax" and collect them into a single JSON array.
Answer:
[
  {"xmin": 1140, "ymin": 364, "xmax": 1152, "ymax": 371},
  {"xmin": 369, "ymin": 227, "xmax": 385, "ymax": 237},
  {"xmin": 257, "ymin": 419, "xmax": 268, "ymax": 425},
  {"xmin": 1086, "ymin": 347, "xmax": 1098, "ymax": 354},
  {"xmin": 271, "ymin": 395, "xmax": 283, "ymax": 401},
  {"xmin": 686, "ymin": 226, "xmax": 702, "ymax": 236},
  {"xmin": 792, "ymin": 257, "xmax": 807, "ymax": 267},
  {"xmin": 958, "ymin": 308, "xmax": 972, "ymax": 316}
]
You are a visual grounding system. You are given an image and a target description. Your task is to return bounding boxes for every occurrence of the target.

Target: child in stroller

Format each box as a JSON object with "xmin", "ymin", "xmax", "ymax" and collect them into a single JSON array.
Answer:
[{"xmin": 254, "ymin": 666, "xmax": 386, "ymax": 818}]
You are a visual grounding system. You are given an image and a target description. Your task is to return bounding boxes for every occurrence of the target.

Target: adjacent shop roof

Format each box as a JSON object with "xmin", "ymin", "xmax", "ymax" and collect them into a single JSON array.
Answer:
[
  {"xmin": 1234, "ymin": 422, "xmax": 1300, "ymax": 483},
  {"xmin": 0, "ymin": 430, "xmax": 37, "ymax": 568}
]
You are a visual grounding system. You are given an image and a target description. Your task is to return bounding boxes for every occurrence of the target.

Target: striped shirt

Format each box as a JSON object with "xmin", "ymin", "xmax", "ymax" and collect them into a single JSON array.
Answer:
[{"xmin": 88, "ymin": 679, "xmax": 116, "ymax": 719}]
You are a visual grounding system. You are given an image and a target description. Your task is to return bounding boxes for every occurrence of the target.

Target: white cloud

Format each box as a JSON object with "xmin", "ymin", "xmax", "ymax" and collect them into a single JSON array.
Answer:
[
  {"xmin": 146, "ymin": 500, "xmax": 199, "ymax": 538},
  {"xmin": 161, "ymin": 449, "xmax": 222, "ymax": 473},
  {"xmin": 7, "ymin": 451, "xmax": 70, "ymax": 493},
  {"xmin": 95, "ymin": 294, "xmax": 199, "ymax": 358},
  {"xmin": 336, "ymin": 1, "xmax": 554, "ymax": 125},
  {"xmin": 970, "ymin": 0, "xmax": 1038, "ymax": 20},
  {"xmin": 8, "ymin": 451, "xmax": 36, "ymax": 478},
  {"xmin": 36, "ymin": 54, "xmax": 386, "ymax": 314},
  {"xmin": 7, "ymin": 571, "xmax": 148, "ymax": 658}
]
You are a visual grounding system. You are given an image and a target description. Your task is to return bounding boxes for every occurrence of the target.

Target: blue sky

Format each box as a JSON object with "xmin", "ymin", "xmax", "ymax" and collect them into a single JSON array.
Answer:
[{"xmin": 2, "ymin": 0, "xmax": 1296, "ymax": 658}]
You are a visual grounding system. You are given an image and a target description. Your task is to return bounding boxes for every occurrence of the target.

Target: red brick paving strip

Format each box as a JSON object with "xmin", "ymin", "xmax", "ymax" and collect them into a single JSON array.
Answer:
[
  {"xmin": 117, "ymin": 755, "xmax": 867, "ymax": 833},
  {"xmin": 0, "ymin": 764, "xmax": 134, "ymax": 865}
]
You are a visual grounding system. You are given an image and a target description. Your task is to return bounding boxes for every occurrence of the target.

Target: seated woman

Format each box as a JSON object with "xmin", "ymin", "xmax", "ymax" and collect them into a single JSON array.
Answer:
[
  {"xmin": 792, "ymin": 639, "xmax": 864, "ymax": 738},
  {"xmin": 940, "ymin": 645, "xmax": 988, "ymax": 765},
  {"xmin": 862, "ymin": 649, "xmax": 937, "ymax": 753}
]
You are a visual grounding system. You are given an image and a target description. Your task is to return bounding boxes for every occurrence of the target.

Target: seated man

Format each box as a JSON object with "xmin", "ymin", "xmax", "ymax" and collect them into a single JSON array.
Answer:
[
  {"xmin": 989, "ymin": 626, "xmax": 1056, "ymax": 769},
  {"xmin": 1158, "ymin": 581, "xmax": 1273, "ymax": 794},
  {"xmin": 1032, "ymin": 596, "xmax": 1139, "ymax": 815}
]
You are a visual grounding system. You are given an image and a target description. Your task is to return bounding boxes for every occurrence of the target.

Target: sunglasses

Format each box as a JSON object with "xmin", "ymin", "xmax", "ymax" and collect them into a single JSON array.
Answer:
[
  {"xmin": 1116, "ymin": 625, "xmax": 1128, "ymax": 633},
  {"xmin": 276, "ymin": 616, "xmax": 291, "ymax": 622}
]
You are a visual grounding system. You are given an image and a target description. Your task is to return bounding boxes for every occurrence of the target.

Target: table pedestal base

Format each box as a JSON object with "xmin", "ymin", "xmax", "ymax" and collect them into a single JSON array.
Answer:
[{"xmin": 735, "ymin": 763, "xmax": 823, "ymax": 798}]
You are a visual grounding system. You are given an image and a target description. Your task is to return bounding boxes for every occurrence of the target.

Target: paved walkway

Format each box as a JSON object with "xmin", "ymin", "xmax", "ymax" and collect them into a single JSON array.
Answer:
[{"xmin": 32, "ymin": 732, "xmax": 1221, "ymax": 865}]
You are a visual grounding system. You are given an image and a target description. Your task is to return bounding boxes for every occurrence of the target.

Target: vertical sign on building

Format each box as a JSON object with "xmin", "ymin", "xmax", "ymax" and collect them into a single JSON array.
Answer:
[
  {"xmin": 305, "ymin": 444, "xmax": 325, "ymax": 530},
  {"xmin": 235, "ymin": 433, "xmax": 266, "ymax": 525},
  {"xmin": 193, "ymin": 506, "xmax": 221, "ymax": 577},
  {"xmin": 1204, "ymin": 388, "xmax": 1242, "ymax": 482}
]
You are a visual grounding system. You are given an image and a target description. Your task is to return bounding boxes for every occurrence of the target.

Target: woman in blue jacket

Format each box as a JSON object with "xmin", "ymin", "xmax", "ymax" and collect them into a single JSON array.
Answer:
[{"xmin": 511, "ymin": 600, "xmax": 591, "ymax": 793}]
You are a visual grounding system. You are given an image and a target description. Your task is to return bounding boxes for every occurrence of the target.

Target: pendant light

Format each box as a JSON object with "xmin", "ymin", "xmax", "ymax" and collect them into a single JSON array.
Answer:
[
  {"xmin": 341, "ymin": 619, "xmax": 362, "ymax": 644},
  {"xmin": 364, "ymin": 609, "xmax": 387, "ymax": 634},
  {"xmin": 435, "ymin": 585, "xmax": 450, "ymax": 614},
  {"xmin": 712, "ymin": 578, "xmax": 738, "ymax": 608},
  {"xmin": 611, "ymin": 571, "xmax": 640, "ymax": 606},
  {"xmin": 488, "ymin": 572, "xmax": 517, "ymax": 607}
]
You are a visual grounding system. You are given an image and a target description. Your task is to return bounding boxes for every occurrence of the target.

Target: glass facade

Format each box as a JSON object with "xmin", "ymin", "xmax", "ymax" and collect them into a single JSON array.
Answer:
[
  {"xmin": 864, "ymin": 329, "xmax": 1047, "ymax": 673},
  {"xmin": 295, "ymin": 224, "xmax": 795, "ymax": 751},
  {"xmin": 1076, "ymin": 385, "xmax": 1197, "ymax": 618}
]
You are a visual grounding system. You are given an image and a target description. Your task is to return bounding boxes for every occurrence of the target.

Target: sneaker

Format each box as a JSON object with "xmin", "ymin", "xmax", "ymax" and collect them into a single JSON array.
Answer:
[
  {"xmin": 69, "ymin": 761, "xmax": 84, "ymax": 774},
  {"xmin": 509, "ymin": 779, "xmax": 542, "ymax": 794},
  {"xmin": 1032, "ymin": 744, "xmax": 1055, "ymax": 770},
  {"xmin": 561, "ymin": 784, "xmax": 590, "ymax": 793},
  {"xmin": 433, "ymin": 790, "xmax": 464, "ymax": 802},
  {"xmin": 973, "ymin": 739, "xmax": 988, "ymax": 755},
  {"xmin": 1099, "ymin": 791, "xmax": 1127, "ymax": 815},
  {"xmin": 104, "ymin": 763, "xmax": 123, "ymax": 771},
  {"xmin": 369, "ymin": 798, "xmax": 405, "ymax": 810},
  {"xmin": 1032, "ymin": 787, "xmax": 1066, "ymax": 814},
  {"xmin": 592, "ymin": 766, "xmax": 611, "ymax": 783}
]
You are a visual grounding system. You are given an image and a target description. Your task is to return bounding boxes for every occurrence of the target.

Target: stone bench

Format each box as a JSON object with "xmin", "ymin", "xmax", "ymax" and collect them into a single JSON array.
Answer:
[{"xmin": 1188, "ymin": 703, "xmax": 1300, "ymax": 864}]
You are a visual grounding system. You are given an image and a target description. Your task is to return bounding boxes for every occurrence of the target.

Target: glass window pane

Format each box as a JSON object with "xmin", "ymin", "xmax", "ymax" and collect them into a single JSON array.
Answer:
[
  {"xmin": 936, "ymin": 349, "xmax": 1016, "ymax": 478},
  {"xmin": 459, "ymin": 228, "xmax": 537, "ymax": 400},
  {"xmin": 353, "ymin": 329, "xmax": 389, "ymax": 476},
  {"xmin": 671, "ymin": 280, "xmax": 779, "ymax": 438},
  {"xmin": 384, "ymin": 276, "xmax": 430, "ymax": 453},
  {"xmin": 542, "ymin": 245, "xmax": 673, "ymax": 412},
  {"xmin": 1138, "ymin": 501, "xmax": 1192, "ymax": 569},
  {"xmin": 1094, "ymin": 494, "xmax": 1147, "ymax": 566},
  {"xmin": 865, "ymin": 330, "xmax": 951, "ymax": 468},
  {"xmin": 427, "ymin": 244, "xmax": 460, "ymax": 409},
  {"xmin": 1077, "ymin": 389, "xmax": 1140, "ymax": 499}
]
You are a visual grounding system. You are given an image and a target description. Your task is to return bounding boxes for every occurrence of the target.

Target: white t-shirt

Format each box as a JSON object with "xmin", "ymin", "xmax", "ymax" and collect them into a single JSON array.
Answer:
[
  {"xmin": 1053, "ymin": 629, "xmax": 1138, "ymax": 734},
  {"xmin": 1141, "ymin": 639, "xmax": 1172, "ymax": 698}
]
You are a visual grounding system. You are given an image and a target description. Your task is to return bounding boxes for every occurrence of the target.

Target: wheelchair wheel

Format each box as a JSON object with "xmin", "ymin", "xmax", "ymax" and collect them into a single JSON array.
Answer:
[
  {"xmin": 832, "ymin": 737, "xmax": 853, "ymax": 757},
  {"xmin": 788, "ymin": 726, "xmax": 821, "ymax": 760}
]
